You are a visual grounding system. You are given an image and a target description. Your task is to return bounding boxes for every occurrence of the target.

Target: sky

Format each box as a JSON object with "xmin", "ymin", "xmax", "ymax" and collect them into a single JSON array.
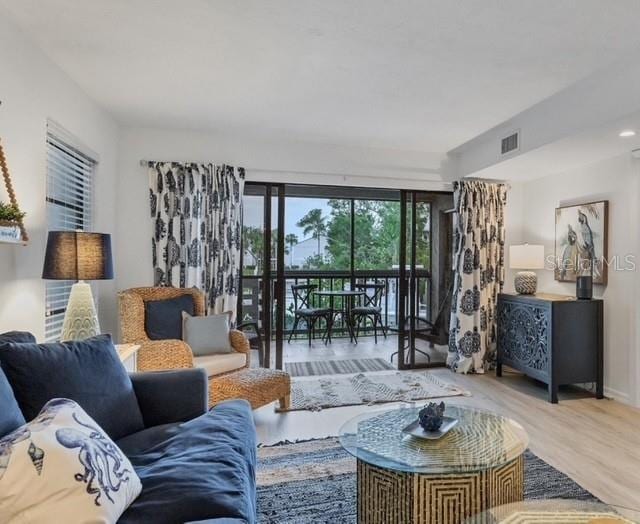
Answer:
[{"xmin": 243, "ymin": 196, "xmax": 332, "ymax": 241}]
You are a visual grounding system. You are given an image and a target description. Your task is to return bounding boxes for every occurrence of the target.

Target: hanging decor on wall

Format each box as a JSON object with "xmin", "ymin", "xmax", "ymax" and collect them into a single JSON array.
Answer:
[
  {"xmin": 0, "ymin": 138, "xmax": 28, "ymax": 245},
  {"xmin": 554, "ymin": 200, "xmax": 608, "ymax": 285}
]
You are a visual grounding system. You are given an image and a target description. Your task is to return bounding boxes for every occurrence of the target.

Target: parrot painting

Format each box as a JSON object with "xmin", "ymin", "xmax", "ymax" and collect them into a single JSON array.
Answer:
[
  {"xmin": 560, "ymin": 224, "xmax": 578, "ymax": 280},
  {"xmin": 577, "ymin": 209, "xmax": 599, "ymax": 278}
]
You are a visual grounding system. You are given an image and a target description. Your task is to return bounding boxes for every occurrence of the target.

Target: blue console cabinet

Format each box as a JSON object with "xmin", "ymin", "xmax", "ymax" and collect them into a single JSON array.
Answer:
[{"xmin": 496, "ymin": 292, "xmax": 604, "ymax": 403}]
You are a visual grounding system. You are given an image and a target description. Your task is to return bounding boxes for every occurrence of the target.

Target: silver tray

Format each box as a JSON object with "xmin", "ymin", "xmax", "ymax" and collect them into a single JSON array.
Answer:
[{"xmin": 402, "ymin": 416, "xmax": 459, "ymax": 440}]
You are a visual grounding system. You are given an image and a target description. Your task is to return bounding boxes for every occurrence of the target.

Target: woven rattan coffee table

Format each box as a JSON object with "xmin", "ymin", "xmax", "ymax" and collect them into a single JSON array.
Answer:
[{"xmin": 339, "ymin": 406, "xmax": 529, "ymax": 524}]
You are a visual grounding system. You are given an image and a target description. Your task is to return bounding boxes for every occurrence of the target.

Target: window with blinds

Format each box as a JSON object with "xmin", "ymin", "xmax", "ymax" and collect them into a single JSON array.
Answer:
[{"xmin": 44, "ymin": 121, "xmax": 97, "ymax": 342}]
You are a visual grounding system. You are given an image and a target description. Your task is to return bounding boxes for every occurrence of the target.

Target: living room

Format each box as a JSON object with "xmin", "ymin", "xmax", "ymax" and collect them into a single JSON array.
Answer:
[{"xmin": 1, "ymin": 1, "xmax": 640, "ymax": 523}]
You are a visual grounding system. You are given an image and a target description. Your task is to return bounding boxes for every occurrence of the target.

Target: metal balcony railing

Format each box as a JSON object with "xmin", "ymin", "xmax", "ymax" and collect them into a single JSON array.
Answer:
[{"xmin": 239, "ymin": 270, "xmax": 432, "ymax": 340}]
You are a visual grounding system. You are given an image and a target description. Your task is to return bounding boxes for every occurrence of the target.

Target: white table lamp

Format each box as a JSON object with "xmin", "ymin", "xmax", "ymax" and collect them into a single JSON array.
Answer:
[{"xmin": 509, "ymin": 244, "xmax": 544, "ymax": 295}]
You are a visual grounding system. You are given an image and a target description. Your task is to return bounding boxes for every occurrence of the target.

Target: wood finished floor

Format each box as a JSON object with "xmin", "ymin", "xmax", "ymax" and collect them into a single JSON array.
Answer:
[{"xmin": 254, "ymin": 335, "xmax": 640, "ymax": 509}]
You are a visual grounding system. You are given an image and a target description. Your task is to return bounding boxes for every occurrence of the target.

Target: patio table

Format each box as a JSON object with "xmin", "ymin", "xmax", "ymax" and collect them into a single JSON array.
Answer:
[{"xmin": 313, "ymin": 289, "xmax": 365, "ymax": 343}]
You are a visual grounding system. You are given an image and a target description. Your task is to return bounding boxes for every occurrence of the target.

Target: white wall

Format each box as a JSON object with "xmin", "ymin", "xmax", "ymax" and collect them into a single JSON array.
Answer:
[
  {"xmin": 518, "ymin": 153, "xmax": 640, "ymax": 404},
  {"xmin": 0, "ymin": 10, "xmax": 119, "ymax": 339},
  {"xmin": 115, "ymin": 126, "xmax": 452, "ymax": 293},
  {"xmin": 503, "ymin": 181, "xmax": 524, "ymax": 294}
]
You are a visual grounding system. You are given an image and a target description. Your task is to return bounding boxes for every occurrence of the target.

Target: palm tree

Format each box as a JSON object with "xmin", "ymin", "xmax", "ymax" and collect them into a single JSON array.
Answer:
[
  {"xmin": 297, "ymin": 209, "xmax": 326, "ymax": 258},
  {"xmin": 285, "ymin": 233, "xmax": 299, "ymax": 266}
]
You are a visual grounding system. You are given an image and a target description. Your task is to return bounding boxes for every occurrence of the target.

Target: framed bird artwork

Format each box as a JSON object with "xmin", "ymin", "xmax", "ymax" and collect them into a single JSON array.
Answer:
[{"xmin": 554, "ymin": 200, "xmax": 608, "ymax": 285}]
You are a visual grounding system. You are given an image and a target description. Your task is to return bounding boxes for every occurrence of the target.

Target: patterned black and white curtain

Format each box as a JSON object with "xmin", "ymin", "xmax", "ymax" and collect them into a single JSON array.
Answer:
[
  {"xmin": 148, "ymin": 162, "xmax": 245, "ymax": 318},
  {"xmin": 447, "ymin": 180, "xmax": 508, "ymax": 374}
]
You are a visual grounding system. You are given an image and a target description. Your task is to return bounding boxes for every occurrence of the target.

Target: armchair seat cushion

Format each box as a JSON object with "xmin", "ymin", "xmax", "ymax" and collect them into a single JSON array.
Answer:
[
  {"xmin": 194, "ymin": 353, "xmax": 246, "ymax": 377},
  {"xmin": 118, "ymin": 400, "xmax": 256, "ymax": 524}
]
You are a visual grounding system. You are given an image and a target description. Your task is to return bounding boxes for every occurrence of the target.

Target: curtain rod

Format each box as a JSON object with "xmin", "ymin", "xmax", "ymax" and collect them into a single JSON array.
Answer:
[
  {"xmin": 462, "ymin": 176, "xmax": 512, "ymax": 190},
  {"xmin": 140, "ymin": 160, "xmax": 451, "ymax": 184},
  {"xmin": 140, "ymin": 161, "xmax": 509, "ymax": 190}
]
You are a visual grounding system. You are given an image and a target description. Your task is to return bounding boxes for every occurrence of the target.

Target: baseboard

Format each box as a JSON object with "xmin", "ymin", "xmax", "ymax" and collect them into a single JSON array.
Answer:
[{"xmin": 604, "ymin": 386, "xmax": 630, "ymax": 404}]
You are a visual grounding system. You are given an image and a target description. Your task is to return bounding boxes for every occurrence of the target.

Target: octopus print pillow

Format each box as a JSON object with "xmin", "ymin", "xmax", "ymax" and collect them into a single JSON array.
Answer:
[{"xmin": 0, "ymin": 398, "xmax": 141, "ymax": 523}]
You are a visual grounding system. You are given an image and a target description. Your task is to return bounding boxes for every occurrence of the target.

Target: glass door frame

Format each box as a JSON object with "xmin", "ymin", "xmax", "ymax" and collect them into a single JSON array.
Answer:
[
  {"xmin": 397, "ymin": 189, "xmax": 450, "ymax": 370},
  {"xmin": 239, "ymin": 182, "xmax": 286, "ymax": 369}
]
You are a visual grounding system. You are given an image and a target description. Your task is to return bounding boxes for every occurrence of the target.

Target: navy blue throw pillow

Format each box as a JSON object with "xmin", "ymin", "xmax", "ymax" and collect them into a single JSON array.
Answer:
[
  {"xmin": 0, "ymin": 334, "xmax": 145, "ymax": 440},
  {"xmin": 145, "ymin": 294, "xmax": 195, "ymax": 340},
  {"xmin": 0, "ymin": 331, "xmax": 35, "ymax": 436}
]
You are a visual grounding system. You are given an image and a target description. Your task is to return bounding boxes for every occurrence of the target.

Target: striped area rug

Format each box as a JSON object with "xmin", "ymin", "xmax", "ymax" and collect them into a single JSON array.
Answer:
[
  {"xmin": 257, "ymin": 437, "xmax": 599, "ymax": 524},
  {"xmin": 285, "ymin": 358, "xmax": 394, "ymax": 377},
  {"xmin": 279, "ymin": 371, "xmax": 468, "ymax": 412}
]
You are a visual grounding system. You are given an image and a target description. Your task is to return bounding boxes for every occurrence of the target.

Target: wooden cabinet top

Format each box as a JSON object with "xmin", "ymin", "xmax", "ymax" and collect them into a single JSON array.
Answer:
[{"xmin": 499, "ymin": 292, "xmax": 603, "ymax": 303}]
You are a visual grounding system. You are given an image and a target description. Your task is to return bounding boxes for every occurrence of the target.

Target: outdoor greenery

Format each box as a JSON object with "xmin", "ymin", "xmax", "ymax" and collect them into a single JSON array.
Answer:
[
  {"xmin": 242, "ymin": 198, "xmax": 431, "ymax": 274},
  {"xmin": 296, "ymin": 208, "xmax": 326, "ymax": 260},
  {"xmin": 0, "ymin": 202, "xmax": 26, "ymax": 223}
]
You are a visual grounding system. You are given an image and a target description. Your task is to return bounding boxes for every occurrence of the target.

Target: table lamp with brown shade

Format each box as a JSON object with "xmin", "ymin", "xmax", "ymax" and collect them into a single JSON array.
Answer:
[{"xmin": 42, "ymin": 231, "xmax": 113, "ymax": 341}]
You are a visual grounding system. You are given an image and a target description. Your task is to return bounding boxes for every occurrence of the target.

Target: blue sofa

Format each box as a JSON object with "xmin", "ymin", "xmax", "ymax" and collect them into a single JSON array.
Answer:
[{"xmin": 0, "ymin": 331, "xmax": 257, "ymax": 524}]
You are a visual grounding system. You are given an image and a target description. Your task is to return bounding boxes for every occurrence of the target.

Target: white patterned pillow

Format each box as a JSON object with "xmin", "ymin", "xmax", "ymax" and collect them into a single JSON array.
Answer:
[{"xmin": 0, "ymin": 398, "xmax": 142, "ymax": 523}]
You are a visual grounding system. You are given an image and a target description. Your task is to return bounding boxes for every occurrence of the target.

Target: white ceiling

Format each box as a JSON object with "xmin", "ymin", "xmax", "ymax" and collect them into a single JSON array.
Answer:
[
  {"xmin": 472, "ymin": 110, "xmax": 640, "ymax": 182},
  {"xmin": 4, "ymin": 0, "xmax": 640, "ymax": 153}
]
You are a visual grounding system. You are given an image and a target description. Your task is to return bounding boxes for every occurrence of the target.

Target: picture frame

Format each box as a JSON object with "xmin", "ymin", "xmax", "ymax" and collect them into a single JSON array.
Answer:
[{"xmin": 554, "ymin": 200, "xmax": 608, "ymax": 285}]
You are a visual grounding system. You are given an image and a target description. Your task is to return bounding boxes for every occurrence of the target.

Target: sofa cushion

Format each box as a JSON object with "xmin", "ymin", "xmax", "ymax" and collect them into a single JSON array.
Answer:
[
  {"xmin": 0, "ymin": 331, "xmax": 36, "ymax": 344},
  {"xmin": 0, "ymin": 334, "xmax": 144, "ymax": 441},
  {"xmin": 0, "ymin": 398, "xmax": 142, "ymax": 524},
  {"xmin": 0, "ymin": 366, "xmax": 24, "ymax": 438},
  {"xmin": 194, "ymin": 352, "xmax": 246, "ymax": 377},
  {"xmin": 118, "ymin": 400, "xmax": 256, "ymax": 524},
  {"xmin": 145, "ymin": 294, "xmax": 195, "ymax": 340},
  {"xmin": 116, "ymin": 423, "xmax": 180, "ymax": 456},
  {"xmin": 182, "ymin": 311, "xmax": 233, "ymax": 356},
  {"xmin": 0, "ymin": 332, "xmax": 32, "ymax": 437}
]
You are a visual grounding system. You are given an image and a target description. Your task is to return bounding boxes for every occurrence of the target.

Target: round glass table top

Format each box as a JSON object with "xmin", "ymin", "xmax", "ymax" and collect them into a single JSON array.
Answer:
[
  {"xmin": 338, "ymin": 405, "xmax": 529, "ymax": 475},
  {"xmin": 465, "ymin": 500, "xmax": 640, "ymax": 523}
]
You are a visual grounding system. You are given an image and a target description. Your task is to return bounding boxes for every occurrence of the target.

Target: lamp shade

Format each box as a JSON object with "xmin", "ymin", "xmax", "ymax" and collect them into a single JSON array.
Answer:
[
  {"xmin": 42, "ymin": 231, "xmax": 114, "ymax": 280},
  {"xmin": 509, "ymin": 244, "xmax": 544, "ymax": 270}
]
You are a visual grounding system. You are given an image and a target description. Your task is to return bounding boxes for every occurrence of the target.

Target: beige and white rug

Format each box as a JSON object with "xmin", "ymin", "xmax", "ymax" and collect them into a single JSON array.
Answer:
[{"xmin": 277, "ymin": 371, "xmax": 469, "ymax": 412}]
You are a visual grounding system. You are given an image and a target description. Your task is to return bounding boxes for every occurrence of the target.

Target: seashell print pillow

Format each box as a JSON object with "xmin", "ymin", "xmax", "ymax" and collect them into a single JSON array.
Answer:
[{"xmin": 0, "ymin": 398, "xmax": 142, "ymax": 523}]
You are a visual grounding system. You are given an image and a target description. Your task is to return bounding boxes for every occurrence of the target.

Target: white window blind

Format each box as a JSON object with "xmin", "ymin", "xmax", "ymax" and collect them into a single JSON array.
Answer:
[{"xmin": 45, "ymin": 120, "xmax": 97, "ymax": 342}]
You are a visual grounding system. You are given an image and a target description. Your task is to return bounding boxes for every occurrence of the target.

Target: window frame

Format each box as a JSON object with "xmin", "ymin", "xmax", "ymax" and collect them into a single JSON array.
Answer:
[{"xmin": 44, "ymin": 120, "xmax": 98, "ymax": 342}]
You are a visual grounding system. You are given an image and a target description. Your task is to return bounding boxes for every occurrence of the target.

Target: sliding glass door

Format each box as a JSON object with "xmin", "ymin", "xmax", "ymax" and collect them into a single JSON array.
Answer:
[
  {"xmin": 240, "ymin": 183, "xmax": 285, "ymax": 369},
  {"xmin": 240, "ymin": 183, "xmax": 453, "ymax": 371},
  {"xmin": 397, "ymin": 190, "xmax": 453, "ymax": 370}
]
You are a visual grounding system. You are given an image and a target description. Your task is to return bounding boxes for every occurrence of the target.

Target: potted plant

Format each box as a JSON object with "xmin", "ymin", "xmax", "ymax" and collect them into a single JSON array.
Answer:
[{"xmin": 0, "ymin": 201, "xmax": 26, "ymax": 242}]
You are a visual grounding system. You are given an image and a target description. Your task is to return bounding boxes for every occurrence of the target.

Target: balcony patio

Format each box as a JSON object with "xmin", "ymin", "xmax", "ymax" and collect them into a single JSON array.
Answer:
[{"xmin": 240, "ymin": 271, "xmax": 449, "ymax": 374}]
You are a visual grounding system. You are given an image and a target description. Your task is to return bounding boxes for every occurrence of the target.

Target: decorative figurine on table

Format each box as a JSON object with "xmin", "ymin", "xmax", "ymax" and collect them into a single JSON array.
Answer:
[{"xmin": 418, "ymin": 401, "xmax": 445, "ymax": 432}]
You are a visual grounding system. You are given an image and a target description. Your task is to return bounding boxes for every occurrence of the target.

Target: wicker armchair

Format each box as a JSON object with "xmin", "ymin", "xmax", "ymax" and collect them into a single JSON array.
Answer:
[{"xmin": 118, "ymin": 287, "xmax": 250, "ymax": 378}]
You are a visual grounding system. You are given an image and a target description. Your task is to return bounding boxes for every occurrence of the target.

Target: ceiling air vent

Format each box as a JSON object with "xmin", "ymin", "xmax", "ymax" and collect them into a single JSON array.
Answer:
[{"xmin": 501, "ymin": 131, "xmax": 519, "ymax": 155}]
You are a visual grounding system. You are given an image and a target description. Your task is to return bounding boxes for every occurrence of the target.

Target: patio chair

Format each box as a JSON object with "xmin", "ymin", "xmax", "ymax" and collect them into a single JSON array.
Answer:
[
  {"xmin": 287, "ymin": 284, "xmax": 333, "ymax": 346},
  {"xmin": 390, "ymin": 281, "xmax": 453, "ymax": 364},
  {"xmin": 352, "ymin": 282, "xmax": 388, "ymax": 343},
  {"xmin": 237, "ymin": 319, "xmax": 265, "ymax": 367}
]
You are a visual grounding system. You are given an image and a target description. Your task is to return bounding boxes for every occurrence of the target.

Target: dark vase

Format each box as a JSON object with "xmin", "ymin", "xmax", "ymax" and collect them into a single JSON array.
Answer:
[{"xmin": 576, "ymin": 275, "xmax": 593, "ymax": 300}]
